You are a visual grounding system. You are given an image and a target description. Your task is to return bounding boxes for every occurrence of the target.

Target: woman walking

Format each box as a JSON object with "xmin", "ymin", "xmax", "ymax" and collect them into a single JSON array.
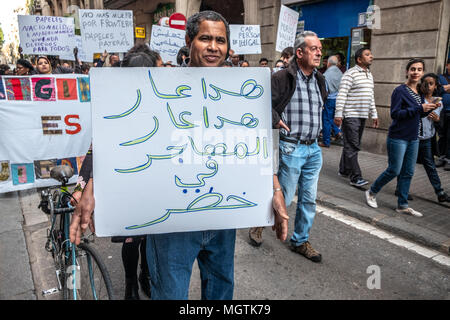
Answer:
[{"xmin": 365, "ymin": 59, "xmax": 439, "ymax": 217}]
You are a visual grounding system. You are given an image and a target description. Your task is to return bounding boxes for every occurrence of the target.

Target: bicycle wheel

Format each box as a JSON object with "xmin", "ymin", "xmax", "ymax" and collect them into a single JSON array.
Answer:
[{"xmin": 63, "ymin": 243, "xmax": 114, "ymax": 300}]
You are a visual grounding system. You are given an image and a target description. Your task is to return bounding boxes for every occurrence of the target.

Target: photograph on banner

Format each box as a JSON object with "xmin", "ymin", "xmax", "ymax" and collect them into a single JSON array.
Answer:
[
  {"xmin": 0, "ymin": 74, "xmax": 92, "ymax": 193},
  {"xmin": 59, "ymin": 35, "xmax": 92, "ymax": 63},
  {"xmin": 18, "ymin": 15, "xmax": 76, "ymax": 55},
  {"xmin": 78, "ymin": 9, "xmax": 134, "ymax": 56},
  {"xmin": 90, "ymin": 67, "xmax": 274, "ymax": 236},
  {"xmin": 149, "ymin": 25, "xmax": 186, "ymax": 64},
  {"xmin": 275, "ymin": 5, "xmax": 300, "ymax": 52},
  {"xmin": 230, "ymin": 25, "xmax": 261, "ymax": 55}
]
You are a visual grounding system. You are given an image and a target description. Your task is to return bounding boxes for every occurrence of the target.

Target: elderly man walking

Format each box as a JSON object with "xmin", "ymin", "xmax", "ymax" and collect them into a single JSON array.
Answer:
[
  {"xmin": 335, "ymin": 48, "xmax": 378, "ymax": 187},
  {"xmin": 269, "ymin": 31, "xmax": 328, "ymax": 262},
  {"xmin": 319, "ymin": 55, "xmax": 343, "ymax": 148}
]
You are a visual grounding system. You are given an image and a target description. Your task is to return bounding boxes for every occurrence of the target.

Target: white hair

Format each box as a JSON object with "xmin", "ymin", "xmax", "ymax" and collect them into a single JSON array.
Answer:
[
  {"xmin": 328, "ymin": 55, "xmax": 338, "ymax": 66},
  {"xmin": 294, "ymin": 31, "xmax": 318, "ymax": 52}
]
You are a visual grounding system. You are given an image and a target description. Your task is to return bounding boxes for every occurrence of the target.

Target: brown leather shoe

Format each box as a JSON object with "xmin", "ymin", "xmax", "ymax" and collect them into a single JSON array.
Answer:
[
  {"xmin": 290, "ymin": 241, "xmax": 322, "ymax": 262},
  {"xmin": 249, "ymin": 227, "xmax": 264, "ymax": 247},
  {"xmin": 318, "ymin": 142, "xmax": 329, "ymax": 148}
]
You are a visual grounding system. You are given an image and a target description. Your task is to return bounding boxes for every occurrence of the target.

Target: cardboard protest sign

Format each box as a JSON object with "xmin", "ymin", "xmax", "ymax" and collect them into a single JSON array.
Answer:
[
  {"xmin": 149, "ymin": 25, "xmax": 186, "ymax": 64},
  {"xmin": 79, "ymin": 9, "xmax": 134, "ymax": 55},
  {"xmin": 90, "ymin": 67, "xmax": 274, "ymax": 236},
  {"xmin": 18, "ymin": 15, "xmax": 76, "ymax": 55},
  {"xmin": 275, "ymin": 5, "xmax": 300, "ymax": 52},
  {"xmin": 59, "ymin": 35, "xmax": 92, "ymax": 62},
  {"xmin": 0, "ymin": 75, "xmax": 92, "ymax": 193},
  {"xmin": 230, "ymin": 25, "xmax": 261, "ymax": 55}
]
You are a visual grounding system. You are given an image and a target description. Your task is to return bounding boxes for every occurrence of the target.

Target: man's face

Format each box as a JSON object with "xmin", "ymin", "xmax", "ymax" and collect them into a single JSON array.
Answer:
[
  {"xmin": 110, "ymin": 55, "xmax": 119, "ymax": 65},
  {"xmin": 297, "ymin": 36, "xmax": 322, "ymax": 68},
  {"xmin": 358, "ymin": 50, "xmax": 373, "ymax": 67},
  {"xmin": 231, "ymin": 54, "xmax": 240, "ymax": 65},
  {"xmin": 260, "ymin": 60, "xmax": 268, "ymax": 67},
  {"xmin": 187, "ymin": 20, "xmax": 228, "ymax": 67}
]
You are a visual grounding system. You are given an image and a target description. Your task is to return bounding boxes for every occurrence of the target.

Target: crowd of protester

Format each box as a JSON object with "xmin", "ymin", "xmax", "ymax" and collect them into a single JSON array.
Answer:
[{"xmin": 2, "ymin": 9, "xmax": 449, "ymax": 300}]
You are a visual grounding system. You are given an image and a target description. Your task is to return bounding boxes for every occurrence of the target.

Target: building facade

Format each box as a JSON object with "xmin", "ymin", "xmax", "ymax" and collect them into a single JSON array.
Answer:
[{"xmin": 32, "ymin": 0, "xmax": 450, "ymax": 154}]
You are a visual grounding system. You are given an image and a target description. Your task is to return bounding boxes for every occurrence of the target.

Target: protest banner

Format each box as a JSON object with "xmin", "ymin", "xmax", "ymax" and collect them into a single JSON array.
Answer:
[
  {"xmin": 0, "ymin": 75, "xmax": 92, "ymax": 193},
  {"xmin": 79, "ymin": 9, "xmax": 134, "ymax": 55},
  {"xmin": 230, "ymin": 25, "xmax": 261, "ymax": 55},
  {"xmin": 275, "ymin": 5, "xmax": 300, "ymax": 52},
  {"xmin": 90, "ymin": 67, "xmax": 274, "ymax": 236},
  {"xmin": 18, "ymin": 15, "xmax": 76, "ymax": 55},
  {"xmin": 59, "ymin": 35, "xmax": 92, "ymax": 63},
  {"xmin": 149, "ymin": 25, "xmax": 186, "ymax": 64}
]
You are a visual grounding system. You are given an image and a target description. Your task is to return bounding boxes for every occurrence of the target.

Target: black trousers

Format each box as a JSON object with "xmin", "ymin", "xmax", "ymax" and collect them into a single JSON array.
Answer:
[{"xmin": 339, "ymin": 118, "xmax": 366, "ymax": 182}]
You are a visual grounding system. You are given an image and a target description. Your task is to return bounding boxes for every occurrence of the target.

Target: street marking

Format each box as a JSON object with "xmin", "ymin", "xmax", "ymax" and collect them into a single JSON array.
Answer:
[{"xmin": 316, "ymin": 205, "xmax": 450, "ymax": 268}]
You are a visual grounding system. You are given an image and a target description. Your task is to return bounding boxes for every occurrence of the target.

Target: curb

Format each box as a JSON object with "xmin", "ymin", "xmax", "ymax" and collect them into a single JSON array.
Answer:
[{"xmin": 316, "ymin": 191, "xmax": 450, "ymax": 256}]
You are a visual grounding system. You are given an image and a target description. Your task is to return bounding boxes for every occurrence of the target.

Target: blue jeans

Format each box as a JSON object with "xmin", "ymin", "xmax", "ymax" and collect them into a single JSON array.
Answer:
[
  {"xmin": 418, "ymin": 138, "xmax": 443, "ymax": 195},
  {"xmin": 370, "ymin": 137, "xmax": 419, "ymax": 208},
  {"xmin": 278, "ymin": 140, "xmax": 322, "ymax": 246},
  {"xmin": 321, "ymin": 98, "xmax": 341, "ymax": 146},
  {"xmin": 146, "ymin": 229, "xmax": 236, "ymax": 300}
]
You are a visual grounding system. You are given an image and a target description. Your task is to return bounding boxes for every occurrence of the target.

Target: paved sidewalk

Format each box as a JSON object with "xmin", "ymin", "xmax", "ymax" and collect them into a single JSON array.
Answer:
[{"xmin": 317, "ymin": 144, "xmax": 450, "ymax": 255}]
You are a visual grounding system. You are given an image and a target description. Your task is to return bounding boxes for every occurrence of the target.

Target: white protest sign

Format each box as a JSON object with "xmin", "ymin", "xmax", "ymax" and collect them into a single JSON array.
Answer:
[
  {"xmin": 59, "ymin": 35, "xmax": 92, "ymax": 62},
  {"xmin": 90, "ymin": 67, "xmax": 274, "ymax": 236},
  {"xmin": 149, "ymin": 25, "xmax": 186, "ymax": 64},
  {"xmin": 0, "ymin": 75, "xmax": 92, "ymax": 193},
  {"xmin": 275, "ymin": 5, "xmax": 300, "ymax": 52},
  {"xmin": 18, "ymin": 15, "xmax": 76, "ymax": 55},
  {"xmin": 230, "ymin": 25, "xmax": 261, "ymax": 55},
  {"xmin": 79, "ymin": 9, "xmax": 134, "ymax": 55}
]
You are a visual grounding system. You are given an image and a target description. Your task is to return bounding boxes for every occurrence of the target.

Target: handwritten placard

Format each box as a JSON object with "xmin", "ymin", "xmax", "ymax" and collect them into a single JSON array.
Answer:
[
  {"xmin": 90, "ymin": 67, "xmax": 274, "ymax": 236},
  {"xmin": 59, "ymin": 35, "xmax": 92, "ymax": 63},
  {"xmin": 149, "ymin": 25, "xmax": 186, "ymax": 64},
  {"xmin": 230, "ymin": 25, "xmax": 261, "ymax": 55},
  {"xmin": 79, "ymin": 9, "xmax": 134, "ymax": 55},
  {"xmin": 18, "ymin": 15, "xmax": 76, "ymax": 55},
  {"xmin": 275, "ymin": 5, "xmax": 300, "ymax": 52}
]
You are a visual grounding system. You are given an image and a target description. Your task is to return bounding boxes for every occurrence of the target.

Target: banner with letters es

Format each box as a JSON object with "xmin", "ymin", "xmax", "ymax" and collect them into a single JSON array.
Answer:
[{"xmin": 0, "ymin": 75, "xmax": 92, "ymax": 193}]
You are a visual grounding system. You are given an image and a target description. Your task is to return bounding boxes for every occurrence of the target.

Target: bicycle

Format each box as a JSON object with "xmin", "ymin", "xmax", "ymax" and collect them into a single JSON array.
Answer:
[{"xmin": 38, "ymin": 165, "xmax": 114, "ymax": 300}]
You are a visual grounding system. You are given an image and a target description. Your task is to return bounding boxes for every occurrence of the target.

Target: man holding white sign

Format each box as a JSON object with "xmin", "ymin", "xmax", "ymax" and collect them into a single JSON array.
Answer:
[{"xmin": 70, "ymin": 10, "xmax": 288, "ymax": 300}]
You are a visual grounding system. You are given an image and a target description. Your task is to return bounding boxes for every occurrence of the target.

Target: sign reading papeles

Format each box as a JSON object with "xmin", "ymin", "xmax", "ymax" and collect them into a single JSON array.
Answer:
[
  {"xmin": 90, "ymin": 68, "xmax": 274, "ymax": 236},
  {"xmin": 149, "ymin": 25, "xmax": 186, "ymax": 64},
  {"xmin": 230, "ymin": 25, "xmax": 261, "ymax": 55},
  {"xmin": 18, "ymin": 15, "xmax": 76, "ymax": 55},
  {"xmin": 79, "ymin": 9, "xmax": 134, "ymax": 56},
  {"xmin": 0, "ymin": 75, "xmax": 92, "ymax": 193}
]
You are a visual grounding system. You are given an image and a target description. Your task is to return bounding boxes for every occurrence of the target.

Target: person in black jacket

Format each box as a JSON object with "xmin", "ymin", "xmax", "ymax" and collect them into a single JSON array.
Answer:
[{"xmin": 249, "ymin": 31, "xmax": 327, "ymax": 263}]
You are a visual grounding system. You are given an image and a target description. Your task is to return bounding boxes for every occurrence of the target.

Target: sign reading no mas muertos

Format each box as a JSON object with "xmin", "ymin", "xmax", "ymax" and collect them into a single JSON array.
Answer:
[
  {"xmin": 18, "ymin": 15, "xmax": 76, "ymax": 55},
  {"xmin": 79, "ymin": 9, "xmax": 134, "ymax": 55}
]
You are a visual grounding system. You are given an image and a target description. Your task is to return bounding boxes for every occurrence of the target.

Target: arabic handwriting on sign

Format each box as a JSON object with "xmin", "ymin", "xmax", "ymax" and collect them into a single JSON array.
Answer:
[
  {"xmin": 188, "ymin": 136, "xmax": 260, "ymax": 159},
  {"xmin": 214, "ymin": 112, "xmax": 259, "ymax": 129},
  {"xmin": 114, "ymin": 144, "xmax": 187, "ymax": 173},
  {"xmin": 104, "ymin": 89, "xmax": 142, "ymax": 119},
  {"xmin": 125, "ymin": 192, "xmax": 257, "ymax": 229},
  {"xmin": 167, "ymin": 103, "xmax": 197, "ymax": 129},
  {"xmin": 152, "ymin": 28, "xmax": 185, "ymax": 40},
  {"xmin": 208, "ymin": 79, "xmax": 264, "ymax": 101},
  {"xmin": 148, "ymin": 70, "xmax": 191, "ymax": 99},
  {"xmin": 175, "ymin": 159, "xmax": 218, "ymax": 188},
  {"xmin": 119, "ymin": 116, "xmax": 159, "ymax": 146}
]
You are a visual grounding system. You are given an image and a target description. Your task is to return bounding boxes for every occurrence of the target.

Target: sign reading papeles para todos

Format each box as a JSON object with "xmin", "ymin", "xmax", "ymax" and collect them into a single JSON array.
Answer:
[
  {"xmin": 90, "ymin": 67, "xmax": 274, "ymax": 236},
  {"xmin": 0, "ymin": 75, "xmax": 92, "ymax": 193}
]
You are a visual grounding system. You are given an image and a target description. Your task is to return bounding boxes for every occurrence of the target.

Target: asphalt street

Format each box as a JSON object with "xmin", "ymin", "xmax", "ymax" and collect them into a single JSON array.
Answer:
[{"xmin": 69, "ymin": 202, "xmax": 450, "ymax": 300}]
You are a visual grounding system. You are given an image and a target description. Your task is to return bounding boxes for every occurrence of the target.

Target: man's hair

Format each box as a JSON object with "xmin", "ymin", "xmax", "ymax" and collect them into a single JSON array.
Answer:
[
  {"xmin": 17, "ymin": 59, "xmax": 34, "ymax": 70},
  {"xmin": 259, "ymin": 57, "xmax": 268, "ymax": 64},
  {"xmin": 239, "ymin": 60, "xmax": 249, "ymax": 66},
  {"xmin": 355, "ymin": 47, "xmax": 370, "ymax": 64},
  {"xmin": 281, "ymin": 47, "xmax": 293, "ymax": 59},
  {"xmin": 294, "ymin": 31, "xmax": 318, "ymax": 53},
  {"xmin": 121, "ymin": 44, "xmax": 161, "ymax": 67},
  {"xmin": 81, "ymin": 63, "xmax": 90, "ymax": 73},
  {"xmin": 186, "ymin": 11, "xmax": 230, "ymax": 58},
  {"xmin": 176, "ymin": 46, "xmax": 189, "ymax": 65},
  {"xmin": 328, "ymin": 55, "xmax": 338, "ymax": 66}
]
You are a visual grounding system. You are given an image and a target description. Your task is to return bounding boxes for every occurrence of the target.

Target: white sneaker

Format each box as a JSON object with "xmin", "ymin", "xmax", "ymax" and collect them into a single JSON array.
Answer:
[
  {"xmin": 365, "ymin": 190, "xmax": 378, "ymax": 208},
  {"xmin": 395, "ymin": 207, "xmax": 423, "ymax": 217}
]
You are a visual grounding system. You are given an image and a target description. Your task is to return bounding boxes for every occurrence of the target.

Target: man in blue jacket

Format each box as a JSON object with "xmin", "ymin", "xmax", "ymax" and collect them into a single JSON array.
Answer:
[{"xmin": 437, "ymin": 58, "xmax": 450, "ymax": 170}]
